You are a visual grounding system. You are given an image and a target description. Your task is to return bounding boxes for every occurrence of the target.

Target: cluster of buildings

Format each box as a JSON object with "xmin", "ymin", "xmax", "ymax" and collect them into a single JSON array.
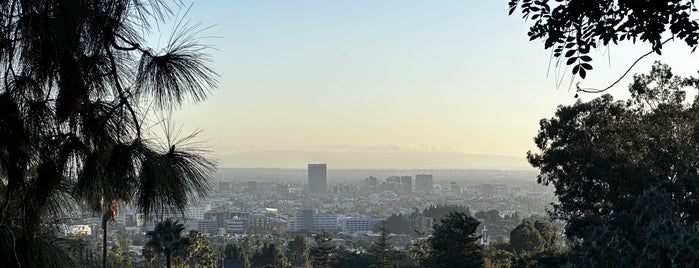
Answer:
[{"xmin": 60, "ymin": 164, "xmax": 555, "ymax": 246}]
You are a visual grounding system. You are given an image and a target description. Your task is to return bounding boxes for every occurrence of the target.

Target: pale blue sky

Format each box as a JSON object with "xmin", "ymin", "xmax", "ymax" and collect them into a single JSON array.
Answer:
[{"xmin": 159, "ymin": 1, "xmax": 699, "ymax": 168}]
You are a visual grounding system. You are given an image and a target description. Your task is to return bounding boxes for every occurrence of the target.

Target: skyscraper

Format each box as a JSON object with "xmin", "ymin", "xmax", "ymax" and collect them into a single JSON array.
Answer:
[
  {"xmin": 308, "ymin": 163, "xmax": 327, "ymax": 193},
  {"xmin": 400, "ymin": 176, "xmax": 412, "ymax": 193},
  {"xmin": 415, "ymin": 174, "xmax": 433, "ymax": 193}
]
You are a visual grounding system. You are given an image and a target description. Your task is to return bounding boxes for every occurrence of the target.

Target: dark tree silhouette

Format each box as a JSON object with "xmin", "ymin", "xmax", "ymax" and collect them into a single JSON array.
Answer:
[
  {"xmin": 528, "ymin": 62, "xmax": 699, "ymax": 239},
  {"xmin": 566, "ymin": 188, "xmax": 699, "ymax": 267},
  {"xmin": 146, "ymin": 219, "xmax": 189, "ymax": 268},
  {"xmin": 509, "ymin": 220, "xmax": 543, "ymax": 253},
  {"xmin": 0, "ymin": 1, "xmax": 217, "ymax": 267},
  {"xmin": 509, "ymin": 0, "xmax": 699, "ymax": 83},
  {"xmin": 311, "ymin": 232, "xmax": 336, "ymax": 268},
  {"xmin": 252, "ymin": 243, "xmax": 289, "ymax": 268},
  {"xmin": 224, "ymin": 243, "xmax": 251, "ymax": 268},
  {"xmin": 428, "ymin": 211, "xmax": 484, "ymax": 268},
  {"xmin": 369, "ymin": 223, "xmax": 393, "ymax": 268},
  {"xmin": 286, "ymin": 235, "xmax": 309, "ymax": 267}
]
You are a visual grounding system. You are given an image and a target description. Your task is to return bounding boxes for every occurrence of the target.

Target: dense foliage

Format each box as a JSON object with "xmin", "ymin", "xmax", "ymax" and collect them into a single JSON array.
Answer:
[
  {"xmin": 567, "ymin": 188, "xmax": 699, "ymax": 267},
  {"xmin": 428, "ymin": 211, "xmax": 484, "ymax": 267},
  {"xmin": 145, "ymin": 219, "xmax": 188, "ymax": 268},
  {"xmin": 311, "ymin": 232, "xmax": 336, "ymax": 268},
  {"xmin": 0, "ymin": 1, "xmax": 217, "ymax": 267},
  {"xmin": 527, "ymin": 62, "xmax": 699, "ymax": 265},
  {"xmin": 509, "ymin": 220, "xmax": 559, "ymax": 254},
  {"xmin": 368, "ymin": 224, "xmax": 393, "ymax": 268},
  {"xmin": 285, "ymin": 235, "xmax": 309, "ymax": 267},
  {"xmin": 528, "ymin": 62, "xmax": 699, "ymax": 239}
]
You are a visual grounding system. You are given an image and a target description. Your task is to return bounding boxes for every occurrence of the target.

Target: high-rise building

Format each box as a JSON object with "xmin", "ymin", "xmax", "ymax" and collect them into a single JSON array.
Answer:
[
  {"xmin": 308, "ymin": 164, "xmax": 327, "ymax": 193},
  {"xmin": 219, "ymin": 181, "xmax": 230, "ymax": 192},
  {"xmin": 449, "ymin": 181, "xmax": 460, "ymax": 194},
  {"xmin": 400, "ymin": 176, "xmax": 412, "ymax": 193},
  {"xmin": 300, "ymin": 209, "xmax": 315, "ymax": 231},
  {"xmin": 292, "ymin": 209, "xmax": 338, "ymax": 232},
  {"xmin": 365, "ymin": 176, "xmax": 378, "ymax": 187},
  {"xmin": 415, "ymin": 174, "xmax": 433, "ymax": 193}
]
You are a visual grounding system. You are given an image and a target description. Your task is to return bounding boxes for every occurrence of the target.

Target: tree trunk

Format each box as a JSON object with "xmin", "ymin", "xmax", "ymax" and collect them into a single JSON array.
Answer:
[
  {"xmin": 166, "ymin": 252, "xmax": 172, "ymax": 268},
  {"xmin": 102, "ymin": 219, "xmax": 107, "ymax": 268}
]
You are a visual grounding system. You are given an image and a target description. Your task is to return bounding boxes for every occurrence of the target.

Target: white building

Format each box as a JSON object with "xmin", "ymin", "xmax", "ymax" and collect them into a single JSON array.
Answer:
[
  {"xmin": 314, "ymin": 212, "xmax": 338, "ymax": 231},
  {"xmin": 63, "ymin": 225, "xmax": 92, "ymax": 236},
  {"xmin": 338, "ymin": 216, "xmax": 382, "ymax": 233}
]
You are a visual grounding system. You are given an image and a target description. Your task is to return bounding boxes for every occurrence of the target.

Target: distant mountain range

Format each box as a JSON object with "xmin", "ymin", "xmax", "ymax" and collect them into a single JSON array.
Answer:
[{"xmin": 218, "ymin": 150, "xmax": 531, "ymax": 170}]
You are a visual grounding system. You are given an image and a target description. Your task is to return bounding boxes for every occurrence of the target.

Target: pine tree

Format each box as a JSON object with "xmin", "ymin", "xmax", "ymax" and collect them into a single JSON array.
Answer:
[
  {"xmin": 0, "ymin": 1, "xmax": 217, "ymax": 267},
  {"xmin": 286, "ymin": 235, "xmax": 309, "ymax": 267},
  {"xmin": 310, "ymin": 232, "xmax": 335, "ymax": 268},
  {"xmin": 369, "ymin": 224, "xmax": 393, "ymax": 268}
]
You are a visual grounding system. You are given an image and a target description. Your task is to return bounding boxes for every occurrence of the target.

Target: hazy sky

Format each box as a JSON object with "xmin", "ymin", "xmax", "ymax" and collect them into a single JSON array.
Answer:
[{"xmin": 158, "ymin": 1, "xmax": 699, "ymax": 169}]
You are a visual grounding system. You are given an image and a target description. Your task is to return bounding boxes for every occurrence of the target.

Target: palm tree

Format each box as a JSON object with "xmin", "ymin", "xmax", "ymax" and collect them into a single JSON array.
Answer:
[
  {"xmin": 146, "ymin": 219, "xmax": 189, "ymax": 268},
  {"xmin": 0, "ymin": 1, "xmax": 217, "ymax": 267}
]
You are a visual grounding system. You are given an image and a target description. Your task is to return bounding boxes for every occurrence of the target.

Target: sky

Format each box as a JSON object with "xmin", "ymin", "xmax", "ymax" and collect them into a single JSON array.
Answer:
[{"xmin": 153, "ymin": 1, "xmax": 699, "ymax": 169}]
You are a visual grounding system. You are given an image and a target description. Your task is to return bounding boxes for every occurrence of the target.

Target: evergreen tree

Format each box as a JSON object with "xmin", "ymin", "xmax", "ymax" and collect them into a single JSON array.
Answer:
[
  {"xmin": 0, "ymin": 1, "xmax": 216, "ymax": 267},
  {"xmin": 311, "ymin": 232, "xmax": 336, "ymax": 268},
  {"xmin": 331, "ymin": 247, "xmax": 371, "ymax": 268},
  {"xmin": 369, "ymin": 224, "xmax": 393, "ymax": 268},
  {"xmin": 286, "ymin": 235, "xmax": 309, "ymax": 267},
  {"xmin": 428, "ymin": 211, "xmax": 484, "ymax": 268}
]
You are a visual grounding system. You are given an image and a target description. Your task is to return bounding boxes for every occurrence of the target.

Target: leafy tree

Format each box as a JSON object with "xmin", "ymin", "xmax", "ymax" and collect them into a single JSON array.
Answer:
[
  {"xmin": 252, "ymin": 243, "xmax": 288, "ymax": 268},
  {"xmin": 509, "ymin": 220, "xmax": 544, "ymax": 254},
  {"xmin": 185, "ymin": 230, "xmax": 220, "ymax": 268},
  {"xmin": 405, "ymin": 238, "xmax": 431, "ymax": 268},
  {"xmin": 428, "ymin": 211, "xmax": 484, "ymax": 268},
  {"xmin": 330, "ymin": 247, "xmax": 371, "ymax": 268},
  {"xmin": 310, "ymin": 232, "xmax": 336, "ymax": 268},
  {"xmin": 562, "ymin": 188, "xmax": 699, "ymax": 267},
  {"xmin": 533, "ymin": 221, "xmax": 559, "ymax": 252},
  {"xmin": 238, "ymin": 236, "xmax": 264, "ymax": 262},
  {"xmin": 484, "ymin": 248, "xmax": 515, "ymax": 268},
  {"xmin": 146, "ymin": 219, "xmax": 190, "ymax": 268},
  {"xmin": 527, "ymin": 62, "xmax": 699, "ymax": 239},
  {"xmin": 368, "ymin": 224, "xmax": 393, "ymax": 268},
  {"xmin": 286, "ymin": 235, "xmax": 309, "ymax": 267},
  {"xmin": 509, "ymin": 0, "xmax": 699, "ymax": 81},
  {"xmin": 378, "ymin": 213, "xmax": 413, "ymax": 235},
  {"xmin": 224, "ymin": 243, "xmax": 251, "ymax": 268},
  {"xmin": 106, "ymin": 245, "xmax": 134, "ymax": 268},
  {"xmin": 0, "ymin": 1, "xmax": 217, "ymax": 267}
]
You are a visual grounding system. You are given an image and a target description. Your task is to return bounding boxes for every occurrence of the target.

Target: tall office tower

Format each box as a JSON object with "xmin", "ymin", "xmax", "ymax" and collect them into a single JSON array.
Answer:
[
  {"xmin": 400, "ymin": 176, "xmax": 412, "ymax": 193},
  {"xmin": 365, "ymin": 176, "xmax": 378, "ymax": 187},
  {"xmin": 218, "ymin": 181, "xmax": 230, "ymax": 192},
  {"xmin": 308, "ymin": 163, "xmax": 327, "ymax": 193},
  {"xmin": 415, "ymin": 174, "xmax": 433, "ymax": 193}
]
